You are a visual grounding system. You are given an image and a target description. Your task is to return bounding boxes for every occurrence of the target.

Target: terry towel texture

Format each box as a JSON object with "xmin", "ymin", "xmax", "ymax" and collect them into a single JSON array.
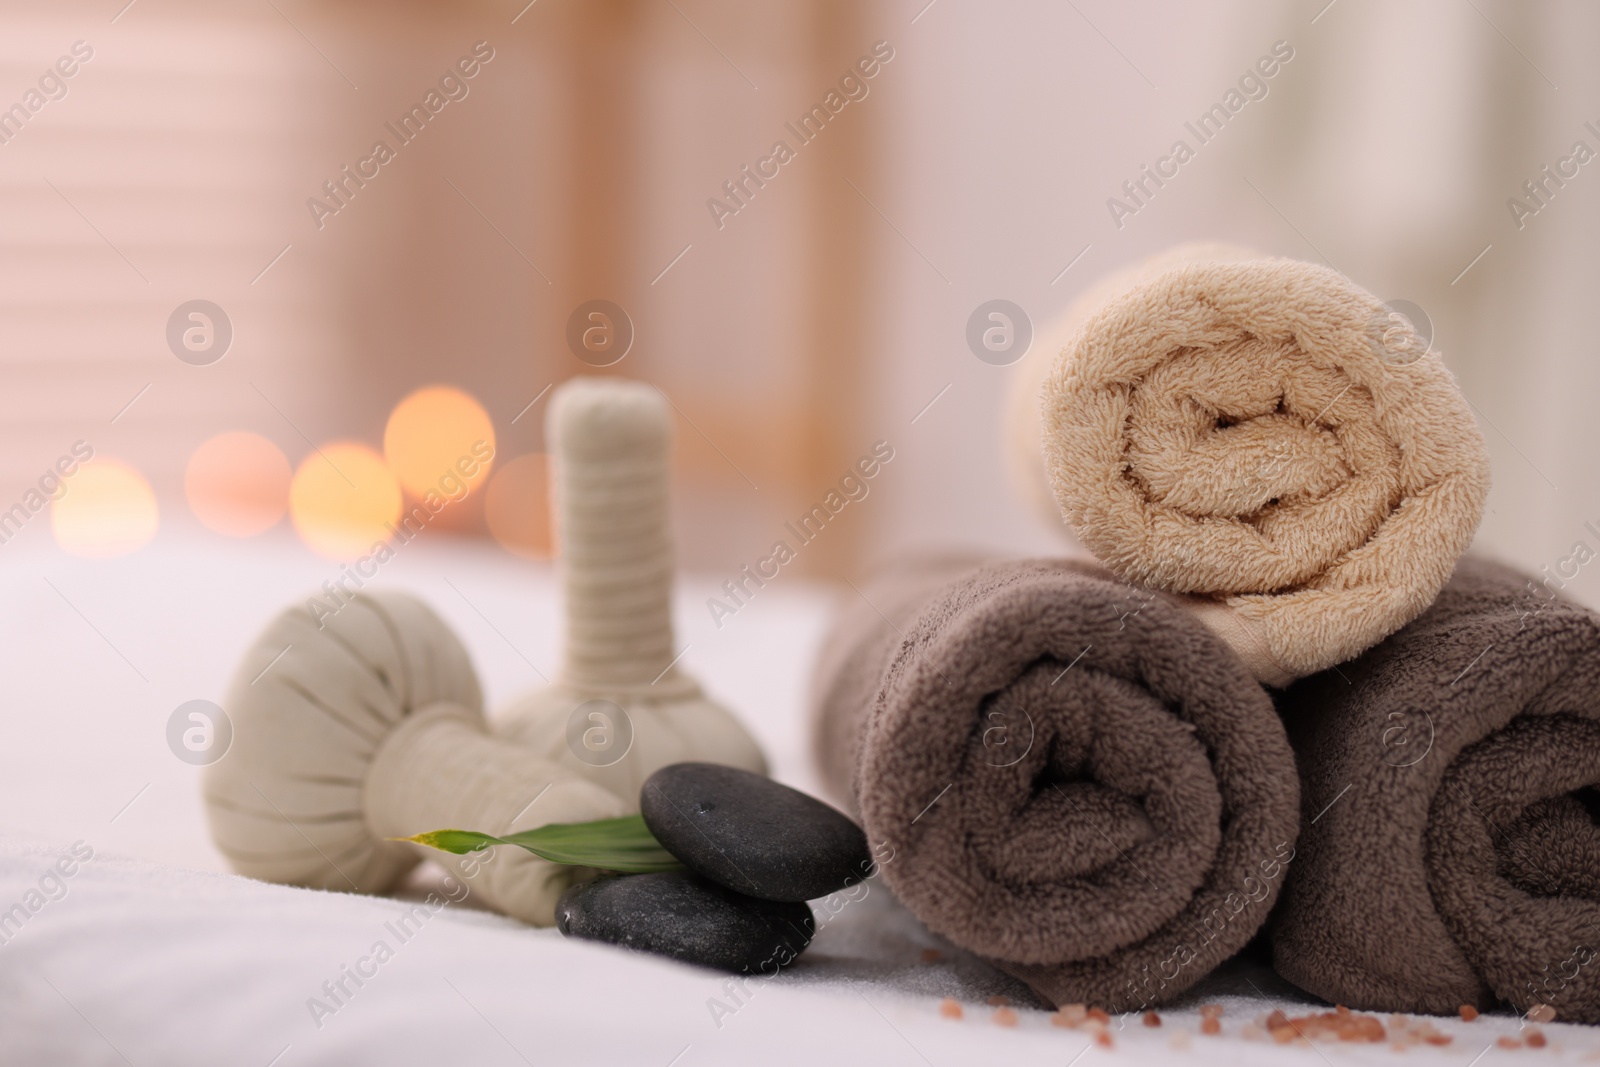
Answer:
[
  {"xmin": 1007, "ymin": 244, "xmax": 1492, "ymax": 685},
  {"xmin": 810, "ymin": 555, "xmax": 1300, "ymax": 1010},
  {"xmin": 1273, "ymin": 556, "xmax": 1600, "ymax": 1021}
]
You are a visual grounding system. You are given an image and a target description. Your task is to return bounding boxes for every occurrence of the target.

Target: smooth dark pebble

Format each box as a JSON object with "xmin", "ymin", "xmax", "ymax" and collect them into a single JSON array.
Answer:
[
  {"xmin": 556, "ymin": 871, "xmax": 814, "ymax": 974},
  {"xmin": 640, "ymin": 762, "xmax": 873, "ymax": 902}
]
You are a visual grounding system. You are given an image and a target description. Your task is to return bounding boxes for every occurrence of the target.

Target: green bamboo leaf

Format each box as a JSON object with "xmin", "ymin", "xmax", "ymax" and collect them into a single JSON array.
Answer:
[
  {"xmin": 396, "ymin": 814, "xmax": 681, "ymax": 874},
  {"xmin": 401, "ymin": 829, "xmax": 500, "ymax": 855}
]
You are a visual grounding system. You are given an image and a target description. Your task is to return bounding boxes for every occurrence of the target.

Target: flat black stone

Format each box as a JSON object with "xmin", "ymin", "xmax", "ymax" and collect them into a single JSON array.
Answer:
[
  {"xmin": 556, "ymin": 871, "xmax": 814, "ymax": 974},
  {"xmin": 640, "ymin": 762, "xmax": 873, "ymax": 902}
]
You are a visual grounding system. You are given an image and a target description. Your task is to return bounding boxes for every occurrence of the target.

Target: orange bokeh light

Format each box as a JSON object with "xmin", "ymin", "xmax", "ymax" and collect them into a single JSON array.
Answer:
[
  {"xmin": 185, "ymin": 432, "xmax": 291, "ymax": 537},
  {"xmin": 289, "ymin": 442, "xmax": 402, "ymax": 560},
  {"xmin": 383, "ymin": 385, "xmax": 496, "ymax": 500},
  {"xmin": 51, "ymin": 458, "xmax": 159, "ymax": 559},
  {"xmin": 485, "ymin": 453, "xmax": 554, "ymax": 559}
]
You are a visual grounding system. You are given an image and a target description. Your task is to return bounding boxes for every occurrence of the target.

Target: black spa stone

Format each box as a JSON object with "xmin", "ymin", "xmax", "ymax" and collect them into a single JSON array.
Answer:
[
  {"xmin": 640, "ymin": 762, "xmax": 873, "ymax": 902},
  {"xmin": 555, "ymin": 871, "xmax": 814, "ymax": 974}
]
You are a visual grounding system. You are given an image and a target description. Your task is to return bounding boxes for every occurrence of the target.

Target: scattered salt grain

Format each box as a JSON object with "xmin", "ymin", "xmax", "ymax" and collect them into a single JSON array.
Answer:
[{"xmin": 1263, "ymin": 1007, "xmax": 1386, "ymax": 1044}]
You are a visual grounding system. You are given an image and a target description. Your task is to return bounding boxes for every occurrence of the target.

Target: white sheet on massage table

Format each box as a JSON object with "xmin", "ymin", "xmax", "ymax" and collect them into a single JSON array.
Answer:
[{"xmin": 0, "ymin": 534, "xmax": 1585, "ymax": 1065}]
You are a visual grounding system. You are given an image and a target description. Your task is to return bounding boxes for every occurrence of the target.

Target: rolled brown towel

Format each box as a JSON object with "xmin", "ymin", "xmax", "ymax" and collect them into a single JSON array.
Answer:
[
  {"xmin": 1273, "ymin": 556, "xmax": 1600, "ymax": 1021},
  {"xmin": 811, "ymin": 555, "xmax": 1300, "ymax": 1010}
]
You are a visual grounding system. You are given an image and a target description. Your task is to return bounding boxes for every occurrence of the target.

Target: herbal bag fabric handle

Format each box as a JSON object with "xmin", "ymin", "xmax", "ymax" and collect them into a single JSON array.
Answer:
[{"xmin": 493, "ymin": 377, "xmax": 767, "ymax": 798}]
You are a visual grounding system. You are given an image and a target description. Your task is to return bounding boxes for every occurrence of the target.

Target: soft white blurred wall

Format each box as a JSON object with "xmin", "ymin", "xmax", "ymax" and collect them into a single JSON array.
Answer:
[{"xmin": 2, "ymin": 0, "xmax": 1597, "ymax": 605}]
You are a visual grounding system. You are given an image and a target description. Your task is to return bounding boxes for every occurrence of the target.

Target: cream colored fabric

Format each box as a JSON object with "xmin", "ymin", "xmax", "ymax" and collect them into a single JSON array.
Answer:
[
  {"xmin": 494, "ymin": 377, "xmax": 767, "ymax": 800},
  {"xmin": 1008, "ymin": 244, "xmax": 1491, "ymax": 685},
  {"xmin": 203, "ymin": 591, "xmax": 626, "ymax": 925},
  {"xmin": 207, "ymin": 377, "xmax": 766, "ymax": 928},
  {"xmin": 364, "ymin": 706, "xmax": 628, "ymax": 923},
  {"xmin": 554, "ymin": 377, "xmax": 694, "ymax": 698},
  {"xmin": 1006, "ymin": 243, "xmax": 1256, "ymax": 534}
]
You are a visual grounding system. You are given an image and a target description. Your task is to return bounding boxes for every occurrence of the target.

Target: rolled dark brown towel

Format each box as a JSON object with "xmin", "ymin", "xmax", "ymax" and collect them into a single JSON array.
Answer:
[
  {"xmin": 810, "ymin": 556, "xmax": 1300, "ymax": 1010},
  {"xmin": 1273, "ymin": 556, "xmax": 1600, "ymax": 1021}
]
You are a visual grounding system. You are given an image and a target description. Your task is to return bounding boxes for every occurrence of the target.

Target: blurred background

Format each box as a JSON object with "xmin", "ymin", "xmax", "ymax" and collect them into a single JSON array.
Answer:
[{"xmin": 2, "ymin": 0, "xmax": 1597, "ymax": 601}]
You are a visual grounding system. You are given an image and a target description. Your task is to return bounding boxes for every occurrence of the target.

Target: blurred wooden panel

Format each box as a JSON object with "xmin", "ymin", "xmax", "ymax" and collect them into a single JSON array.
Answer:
[
  {"xmin": 0, "ymin": 0, "xmax": 881, "ymax": 575},
  {"xmin": 549, "ymin": 0, "xmax": 879, "ymax": 579},
  {"xmin": 0, "ymin": 8, "xmax": 345, "ymax": 508},
  {"xmin": 795, "ymin": 0, "xmax": 874, "ymax": 580},
  {"xmin": 551, "ymin": 0, "xmax": 643, "ymax": 335}
]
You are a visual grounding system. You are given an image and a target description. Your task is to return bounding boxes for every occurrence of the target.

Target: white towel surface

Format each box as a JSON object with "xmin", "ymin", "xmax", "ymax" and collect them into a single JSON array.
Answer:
[{"xmin": 0, "ymin": 532, "xmax": 1590, "ymax": 1065}]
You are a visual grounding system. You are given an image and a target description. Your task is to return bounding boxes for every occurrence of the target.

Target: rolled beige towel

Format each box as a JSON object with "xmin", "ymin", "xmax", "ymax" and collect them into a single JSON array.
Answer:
[{"xmin": 1007, "ymin": 244, "xmax": 1491, "ymax": 685}]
